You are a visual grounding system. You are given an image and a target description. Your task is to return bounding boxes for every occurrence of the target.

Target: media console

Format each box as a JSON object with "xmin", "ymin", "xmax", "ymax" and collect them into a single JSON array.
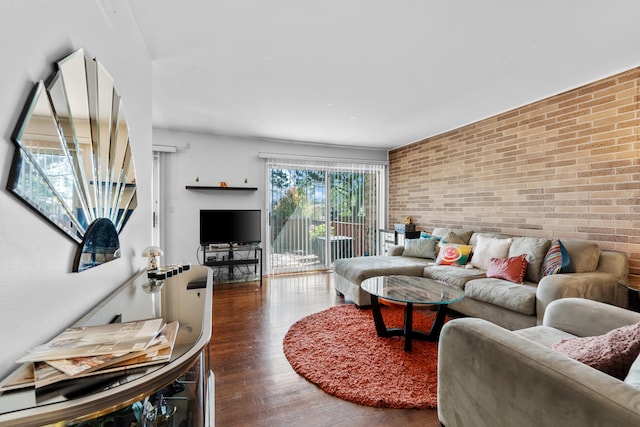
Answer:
[
  {"xmin": 202, "ymin": 244, "xmax": 263, "ymax": 287},
  {"xmin": 0, "ymin": 266, "xmax": 214, "ymax": 427}
]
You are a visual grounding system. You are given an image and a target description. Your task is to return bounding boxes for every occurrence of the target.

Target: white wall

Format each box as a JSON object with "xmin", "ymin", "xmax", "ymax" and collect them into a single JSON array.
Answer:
[
  {"xmin": 152, "ymin": 129, "xmax": 388, "ymax": 267},
  {"xmin": 0, "ymin": 1, "xmax": 152, "ymax": 376}
]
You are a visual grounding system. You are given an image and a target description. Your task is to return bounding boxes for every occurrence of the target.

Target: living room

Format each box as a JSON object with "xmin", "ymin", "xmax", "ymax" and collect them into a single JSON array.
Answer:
[{"xmin": 0, "ymin": 1, "xmax": 639, "ymax": 426}]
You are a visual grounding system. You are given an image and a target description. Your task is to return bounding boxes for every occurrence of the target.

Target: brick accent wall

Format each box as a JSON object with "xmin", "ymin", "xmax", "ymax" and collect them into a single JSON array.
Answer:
[{"xmin": 389, "ymin": 68, "xmax": 640, "ymax": 276}]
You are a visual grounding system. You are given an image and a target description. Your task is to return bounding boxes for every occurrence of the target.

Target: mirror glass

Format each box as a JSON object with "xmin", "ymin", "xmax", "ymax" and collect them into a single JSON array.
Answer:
[{"xmin": 8, "ymin": 49, "xmax": 137, "ymax": 271}]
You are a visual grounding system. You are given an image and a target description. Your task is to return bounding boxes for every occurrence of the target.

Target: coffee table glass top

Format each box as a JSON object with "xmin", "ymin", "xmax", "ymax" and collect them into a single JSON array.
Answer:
[{"xmin": 361, "ymin": 275, "xmax": 464, "ymax": 305}]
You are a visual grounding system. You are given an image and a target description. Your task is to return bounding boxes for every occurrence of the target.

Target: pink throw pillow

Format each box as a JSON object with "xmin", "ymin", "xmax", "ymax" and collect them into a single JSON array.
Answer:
[
  {"xmin": 486, "ymin": 255, "xmax": 528, "ymax": 284},
  {"xmin": 551, "ymin": 322, "xmax": 640, "ymax": 379}
]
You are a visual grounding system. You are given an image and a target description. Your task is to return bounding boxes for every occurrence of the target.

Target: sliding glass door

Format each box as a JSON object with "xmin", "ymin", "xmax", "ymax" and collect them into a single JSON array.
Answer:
[{"xmin": 266, "ymin": 159, "xmax": 386, "ymax": 274}]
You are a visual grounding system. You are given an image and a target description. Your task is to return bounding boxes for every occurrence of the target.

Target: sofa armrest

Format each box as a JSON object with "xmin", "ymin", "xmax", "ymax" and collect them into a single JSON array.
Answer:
[
  {"xmin": 542, "ymin": 298, "xmax": 640, "ymax": 337},
  {"xmin": 388, "ymin": 245, "xmax": 404, "ymax": 256},
  {"xmin": 536, "ymin": 271, "xmax": 624, "ymax": 323},
  {"xmin": 438, "ymin": 318, "xmax": 640, "ymax": 427}
]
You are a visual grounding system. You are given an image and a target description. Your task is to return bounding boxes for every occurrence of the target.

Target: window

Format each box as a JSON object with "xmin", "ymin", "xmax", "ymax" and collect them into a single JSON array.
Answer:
[{"xmin": 265, "ymin": 157, "xmax": 386, "ymax": 274}]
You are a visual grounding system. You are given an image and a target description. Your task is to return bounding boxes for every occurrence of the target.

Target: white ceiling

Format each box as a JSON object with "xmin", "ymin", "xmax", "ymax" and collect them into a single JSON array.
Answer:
[{"xmin": 127, "ymin": 0, "xmax": 640, "ymax": 150}]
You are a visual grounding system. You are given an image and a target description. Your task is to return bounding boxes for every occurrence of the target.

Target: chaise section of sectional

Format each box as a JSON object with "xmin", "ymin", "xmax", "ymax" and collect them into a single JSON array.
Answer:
[{"xmin": 333, "ymin": 254, "xmax": 433, "ymax": 307}]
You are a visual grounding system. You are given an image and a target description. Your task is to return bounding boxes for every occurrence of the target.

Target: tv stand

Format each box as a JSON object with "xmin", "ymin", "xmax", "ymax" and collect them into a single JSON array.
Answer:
[{"xmin": 203, "ymin": 244, "xmax": 262, "ymax": 287}]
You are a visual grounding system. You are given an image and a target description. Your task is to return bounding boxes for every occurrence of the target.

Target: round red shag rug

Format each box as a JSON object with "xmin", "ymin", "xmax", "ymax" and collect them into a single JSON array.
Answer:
[{"xmin": 283, "ymin": 304, "xmax": 444, "ymax": 409}]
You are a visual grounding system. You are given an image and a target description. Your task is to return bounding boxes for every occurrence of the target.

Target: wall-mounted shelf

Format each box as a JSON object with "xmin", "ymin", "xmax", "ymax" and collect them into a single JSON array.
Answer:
[{"xmin": 185, "ymin": 185, "xmax": 258, "ymax": 191}]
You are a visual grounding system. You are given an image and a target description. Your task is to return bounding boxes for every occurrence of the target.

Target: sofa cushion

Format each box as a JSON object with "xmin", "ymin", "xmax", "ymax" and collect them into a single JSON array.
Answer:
[
  {"xmin": 423, "ymin": 265, "xmax": 486, "ymax": 289},
  {"xmin": 551, "ymin": 321, "xmax": 640, "ymax": 380},
  {"xmin": 541, "ymin": 239, "xmax": 574, "ymax": 276},
  {"xmin": 486, "ymin": 255, "xmax": 528, "ymax": 284},
  {"xmin": 470, "ymin": 236, "xmax": 513, "ymax": 270},
  {"xmin": 333, "ymin": 256, "xmax": 430, "ymax": 284},
  {"xmin": 468, "ymin": 232, "xmax": 510, "ymax": 247},
  {"xmin": 561, "ymin": 239, "xmax": 601, "ymax": 273},
  {"xmin": 508, "ymin": 236, "xmax": 551, "ymax": 283},
  {"xmin": 624, "ymin": 353, "xmax": 640, "ymax": 389},
  {"xmin": 464, "ymin": 278, "xmax": 537, "ymax": 315},
  {"xmin": 402, "ymin": 237, "xmax": 437, "ymax": 259},
  {"xmin": 436, "ymin": 244, "xmax": 473, "ymax": 266},
  {"xmin": 432, "ymin": 228, "xmax": 474, "ymax": 244},
  {"xmin": 441, "ymin": 231, "xmax": 465, "ymax": 244}
]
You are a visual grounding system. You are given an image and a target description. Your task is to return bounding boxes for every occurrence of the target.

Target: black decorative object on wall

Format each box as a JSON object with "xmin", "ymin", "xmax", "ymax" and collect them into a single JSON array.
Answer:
[{"xmin": 7, "ymin": 49, "xmax": 137, "ymax": 272}]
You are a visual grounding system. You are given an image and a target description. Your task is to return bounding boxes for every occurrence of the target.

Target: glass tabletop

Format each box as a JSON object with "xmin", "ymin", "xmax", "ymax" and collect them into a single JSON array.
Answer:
[{"xmin": 361, "ymin": 275, "xmax": 464, "ymax": 305}]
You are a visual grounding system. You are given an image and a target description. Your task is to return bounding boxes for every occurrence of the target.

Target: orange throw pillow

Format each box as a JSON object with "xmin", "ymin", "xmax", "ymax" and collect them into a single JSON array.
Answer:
[{"xmin": 486, "ymin": 254, "xmax": 528, "ymax": 284}]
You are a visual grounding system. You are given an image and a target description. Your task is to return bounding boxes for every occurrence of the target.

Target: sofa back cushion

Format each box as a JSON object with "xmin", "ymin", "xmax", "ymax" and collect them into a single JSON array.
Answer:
[
  {"xmin": 560, "ymin": 239, "xmax": 601, "ymax": 273},
  {"xmin": 470, "ymin": 236, "xmax": 513, "ymax": 270},
  {"xmin": 441, "ymin": 230, "xmax": 466, "ymax": 244},
  {"xmin": 431, "ymin": 228, "xmax": 474, "ymax": 244},
  {"xmin": 509, "ymin": 236, "xmax": 551, "ymax": 283},
  {"xmin": 469, "ymin": 232, "xmax": 510, "ymax": 247}
]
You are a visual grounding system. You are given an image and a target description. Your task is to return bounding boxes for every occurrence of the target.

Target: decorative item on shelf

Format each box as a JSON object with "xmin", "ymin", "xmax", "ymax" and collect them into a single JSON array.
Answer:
[
  {"xmin": 195, "ymin": 176, "xmax": 200, "ymax": 182},
  {"xmin": 142, "ymin": 246, "xmax": 164, "ymax": 272},
  {"xmin": 218, "ymin": 181, "xmax": 228, "ymax": 187},
  {"xmin": 394, "ymin": 222, "xmax": 415, "ymax": 233},
  {"xmin": 142, "ymin": 263, "xmax": 191, "ymax": 293},
  {"xmin": 142, "ymin": 271, "xmax": 167, "ymax": 294}
]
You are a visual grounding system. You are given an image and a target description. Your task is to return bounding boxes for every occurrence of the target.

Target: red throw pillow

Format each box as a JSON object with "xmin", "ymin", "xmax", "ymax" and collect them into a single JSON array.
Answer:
[{"xmin": 486, "ymin": 254, "xmax": 528, "ymax": 284}]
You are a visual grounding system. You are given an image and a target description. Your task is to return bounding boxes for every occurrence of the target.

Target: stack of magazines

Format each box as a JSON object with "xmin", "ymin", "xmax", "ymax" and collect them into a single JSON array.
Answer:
[{"xmin": 0, "ymin": 318, "xmax": 178, "ymax": 391}]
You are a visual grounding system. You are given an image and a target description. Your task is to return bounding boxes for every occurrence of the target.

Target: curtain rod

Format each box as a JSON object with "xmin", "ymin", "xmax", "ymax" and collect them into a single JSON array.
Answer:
[{"xmin": 258, "ymin": 152, "xmax": 388, "ymax": 165}]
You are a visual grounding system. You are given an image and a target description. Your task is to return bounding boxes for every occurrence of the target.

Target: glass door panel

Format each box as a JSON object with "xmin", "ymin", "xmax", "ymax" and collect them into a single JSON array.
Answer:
[
  {"xmin": 267, "ymin": 161, "xmax": 384, "ymax": 275},
  {"xmin": 269, "ymin": 167, "xmax": 326, "ymax": 273}
]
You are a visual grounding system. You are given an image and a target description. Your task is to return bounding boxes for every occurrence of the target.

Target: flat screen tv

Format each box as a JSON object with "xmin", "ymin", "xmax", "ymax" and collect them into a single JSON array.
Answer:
[{"xmin": 200, "ymin": 209, "xmax": 261, "ymax": 245}]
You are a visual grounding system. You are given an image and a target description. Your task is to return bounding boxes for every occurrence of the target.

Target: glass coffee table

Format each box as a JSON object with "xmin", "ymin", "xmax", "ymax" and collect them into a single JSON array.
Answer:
[{"xmin": 361, "ymin": 275, "xmax": 464, "ymax": 351}]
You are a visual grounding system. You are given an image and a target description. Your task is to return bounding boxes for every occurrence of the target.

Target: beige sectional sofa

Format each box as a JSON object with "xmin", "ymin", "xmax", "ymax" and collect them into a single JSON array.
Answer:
[
  {"xmin": 438, "ymin": 298, "xmax": 640, "ymax": 427},
  {"xmin": 333, "ymin": 228, "xmax": 629, "ymax": 330}
]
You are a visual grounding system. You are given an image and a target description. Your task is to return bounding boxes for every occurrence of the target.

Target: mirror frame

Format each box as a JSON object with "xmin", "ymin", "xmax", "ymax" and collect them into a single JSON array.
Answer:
[{"xmin": 7, "ymin": 49, "xmax": 137, "ymax": 272}]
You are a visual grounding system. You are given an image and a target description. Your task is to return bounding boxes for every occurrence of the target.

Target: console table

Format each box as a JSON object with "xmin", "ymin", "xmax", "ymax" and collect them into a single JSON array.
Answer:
[{"xmin": 0, "ymin": 265, "xmax": 214, "ymax": 427}]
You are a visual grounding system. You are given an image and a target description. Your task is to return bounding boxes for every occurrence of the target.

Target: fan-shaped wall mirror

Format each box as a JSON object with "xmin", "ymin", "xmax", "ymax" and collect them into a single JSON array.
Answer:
[{"xmin": 7, "ymin": 49, "xmax": 137, "ymax": 272}]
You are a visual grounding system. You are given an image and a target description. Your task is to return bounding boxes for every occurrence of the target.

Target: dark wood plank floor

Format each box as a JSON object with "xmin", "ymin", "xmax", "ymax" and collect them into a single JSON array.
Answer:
[{"xmin": 209, "ymin": 272, "xmax": 442, "ymax": 427}]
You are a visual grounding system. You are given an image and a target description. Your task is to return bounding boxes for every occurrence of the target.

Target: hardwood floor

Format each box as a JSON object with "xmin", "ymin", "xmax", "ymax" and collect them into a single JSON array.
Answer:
[{"xmin": 209, "ymin": 272, "xmax": 442, "ymax": 427}]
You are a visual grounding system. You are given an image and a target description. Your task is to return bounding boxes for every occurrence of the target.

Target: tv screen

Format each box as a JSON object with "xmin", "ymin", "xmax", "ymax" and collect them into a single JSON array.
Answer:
[{"xmin": 200, "ymin": 210, "xmax": 261, "ymax": 245}]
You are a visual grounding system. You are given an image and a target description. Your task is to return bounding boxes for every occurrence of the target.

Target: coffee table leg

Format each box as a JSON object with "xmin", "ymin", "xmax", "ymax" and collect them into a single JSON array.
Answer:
[
  {"xmin": 370, "ymin": 294, "xmax": 389, "ymax": 337},
  {"xmin": 428, "ymin": 304, "xmax": 448, "ymax": 341},
  {"xmin": 404, "ymin": 302, "xmax": 413, "ymax": 351},
  {"xmin": 370, "ymin": 296, "xmax": 446, "ymax": 350}
]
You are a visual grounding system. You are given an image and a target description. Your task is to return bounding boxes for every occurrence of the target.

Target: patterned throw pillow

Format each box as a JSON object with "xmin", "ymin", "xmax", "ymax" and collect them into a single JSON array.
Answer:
[
  {"xmin": 486, "ymin": 255, "xmax": 529, "ymax": 284},
  {"xmin": 541, "ymin": 239, "xmax": 574, "ymax": 276},
  {"xmin": 436, "ymin": 244, "xmax": 473, "ymax": 266}
]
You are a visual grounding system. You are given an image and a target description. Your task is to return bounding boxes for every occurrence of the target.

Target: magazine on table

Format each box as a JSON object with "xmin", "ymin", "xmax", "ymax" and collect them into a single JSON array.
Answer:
[
  {"xmin": 44, "ymin": 321, "xmax": 178, "ymax": 377},
  {"xmin": 16, "ymin": 318, "xmax": 165, "ymax": 363},
  {"xmin": 0, "ymin": 321, "xmax": 180, "ymax": 391},
  {"xmin": 0, "ymin": 363, "xmax": 34, "ymax": 392},
  {"xmin": 0, "ymin": 321, "xmax": 179, "ymax": 393},
  {"xmin": 33, "ymin": 321, "xmax": 179, "ymax": 388}
]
